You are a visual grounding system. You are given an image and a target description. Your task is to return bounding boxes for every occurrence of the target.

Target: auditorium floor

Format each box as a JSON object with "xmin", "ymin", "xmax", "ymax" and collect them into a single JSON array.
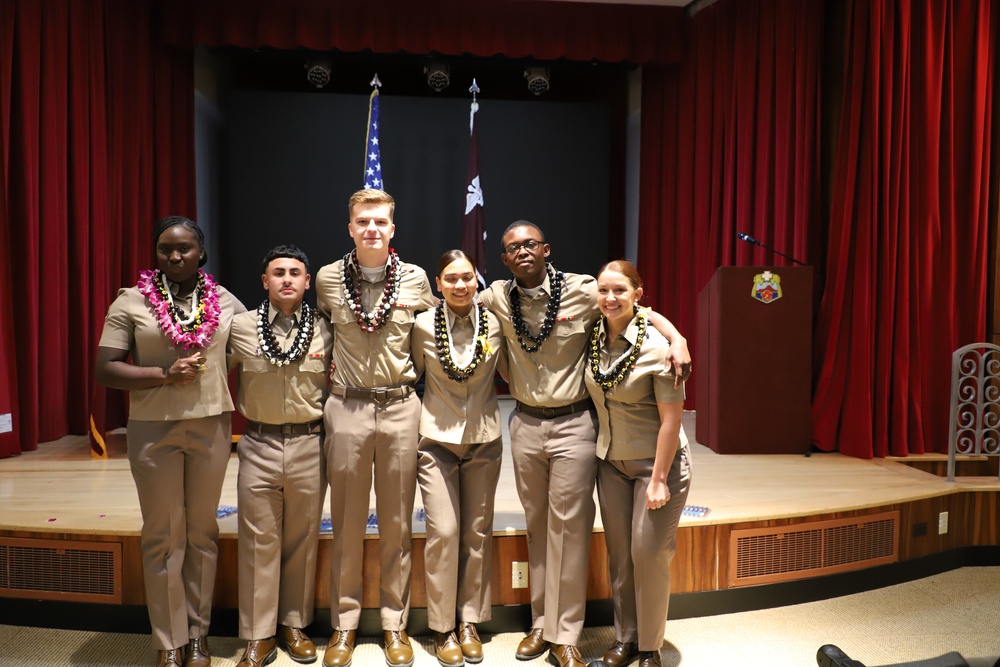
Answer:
[{"xmin": 2, "ymin": 406, "xmax": 997, "ymax": 537}]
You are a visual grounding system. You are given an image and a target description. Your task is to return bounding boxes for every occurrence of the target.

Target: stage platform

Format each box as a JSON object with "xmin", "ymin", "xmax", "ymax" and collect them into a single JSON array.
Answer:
[{"xmin": 2, "ymin": 404, "xmax": 998, "ymax": 632}]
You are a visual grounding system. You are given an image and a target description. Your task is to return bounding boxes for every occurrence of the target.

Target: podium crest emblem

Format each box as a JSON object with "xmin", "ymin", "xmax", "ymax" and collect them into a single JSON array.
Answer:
[{"xmin": 751, "ymin": 271, "xmax": 782, "ymax": 304}]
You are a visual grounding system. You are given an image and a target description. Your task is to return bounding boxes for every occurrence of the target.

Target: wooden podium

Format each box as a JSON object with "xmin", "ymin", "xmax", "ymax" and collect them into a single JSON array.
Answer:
[{"xmin": 695, "ymin": 266, "xmax": 813, "ymax": 454}]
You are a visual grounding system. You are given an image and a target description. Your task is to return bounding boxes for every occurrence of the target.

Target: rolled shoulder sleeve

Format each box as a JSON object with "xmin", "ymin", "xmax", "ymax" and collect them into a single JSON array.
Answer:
[{"xmin": 98, "ymin": 288, "xmax": 137, "ymax": 351}]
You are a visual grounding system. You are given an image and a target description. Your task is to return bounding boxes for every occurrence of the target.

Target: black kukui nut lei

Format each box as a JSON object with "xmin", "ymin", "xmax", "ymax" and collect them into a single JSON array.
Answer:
[
  {"xmin": 434, "ymin": 302, "xmax": 489, "ymax": 383},
  {"xmin": 589, "ymin": 313, "xmax": 647, "ymax": 390},
  {"xmin": 509, "ymin": 263, "xmax": 564, "ymax": 353},
  {"xmin": 256, "ymin": 300, "xmax": 316, "ymax": 366}
]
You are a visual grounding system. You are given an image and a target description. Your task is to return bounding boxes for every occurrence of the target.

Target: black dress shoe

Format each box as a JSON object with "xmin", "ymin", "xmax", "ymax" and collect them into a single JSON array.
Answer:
[
  {"xmin": 156, "ymin": 649, "xmax": 183, "ymax": 667},
  {"xmin": 516, "ymin": 628, "xmax": 549, "ymax": 661},
  {"xmin": 280, "ymin": 626, "xmax": 318, "ymax": 663},
  {"xmin": 637, "ymin": 652, "xmax": 662, "ymax": 667},
  {"xmin": 549, "ymin": 645, "xmax": 586, "ymax": 667},
  {"xmin": 185, "ymin": 637, "xmax": 211, "ymax": 667},
  {"xmin": 603, "ymin": 641, "xmax": 639, "ymax": 667},
  {"xmin": 237, "ymin": 638, "xmax": 278, "ymax": 667}
]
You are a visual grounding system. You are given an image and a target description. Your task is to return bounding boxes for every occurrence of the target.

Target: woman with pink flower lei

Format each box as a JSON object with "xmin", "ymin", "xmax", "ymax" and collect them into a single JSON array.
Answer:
[{"xmin": 96, "ymin": 215, "xmax": 245, "ymax": 667}]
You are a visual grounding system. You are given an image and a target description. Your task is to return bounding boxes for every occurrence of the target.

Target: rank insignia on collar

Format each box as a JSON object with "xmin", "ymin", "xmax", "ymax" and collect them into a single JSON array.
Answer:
[{"xmin": 751, "ymin": 271, "xmax": 782, "ymax": 304}]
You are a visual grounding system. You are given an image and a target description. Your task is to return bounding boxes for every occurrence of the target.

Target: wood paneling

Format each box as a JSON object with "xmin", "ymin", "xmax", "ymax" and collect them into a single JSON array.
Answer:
[
  {"xmin": 3, "ymin": 434, "xmax": 998, "ymax": 612},
  {"xmin": 672, "ymin": 524, "xmax": 721, "ymax": 593}
]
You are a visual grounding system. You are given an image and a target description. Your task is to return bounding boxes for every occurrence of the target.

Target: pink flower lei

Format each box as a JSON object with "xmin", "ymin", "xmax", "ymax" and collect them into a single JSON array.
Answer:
[{"xmin": 137, "ymin": 269, "xmax": 222, "ymax": 350}]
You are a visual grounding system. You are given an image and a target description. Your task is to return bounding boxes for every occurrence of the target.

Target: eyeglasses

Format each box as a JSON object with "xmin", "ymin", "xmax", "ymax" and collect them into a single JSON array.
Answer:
[{"xmin": 503, "ymin": 239, "xmax": 542, "ymax": 256}]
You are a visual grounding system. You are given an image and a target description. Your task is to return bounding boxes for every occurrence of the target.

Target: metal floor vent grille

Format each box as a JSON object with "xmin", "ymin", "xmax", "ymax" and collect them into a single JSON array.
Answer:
[
  {"xmin": 0, "ymin": 537, "xmax": 122, "ymax": 603},
  {"xmin": 729, "ymin": 511, "xmax": 899, "ymax": 587}
]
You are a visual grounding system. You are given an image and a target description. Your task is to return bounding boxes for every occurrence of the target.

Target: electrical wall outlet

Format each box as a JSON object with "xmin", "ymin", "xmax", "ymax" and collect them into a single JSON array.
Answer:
[
  {"xmin": 512, "ymin": 561, "xmax": 529, "ymax": 589},
  {"xmin": 938, "ymin": 511, "xmax": 949, "ymax": 535}
]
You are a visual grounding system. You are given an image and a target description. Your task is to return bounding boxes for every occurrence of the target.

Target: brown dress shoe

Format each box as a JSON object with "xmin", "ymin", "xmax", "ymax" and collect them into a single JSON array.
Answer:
[
  {"xmin": 516, "ymin": 628, "xmax": 549, "ymax": 661},
  {"xmin": 457, "ymin": 622, "xmax": 483, "ymax": 664},
  {"xmin": 383, "ymin": 630, "xmax": 415, "ymax": 667},
  {"xmin": 323, "ymin": 629, "xmax": 356, "ymax": 667},
  {"xmin": 156, "ymin": 649, "xmax": 184, "ymax": 667},
  {"xmin": 603, "ymin": 641, "xmax": 639, "ymax": 667},
  {"xmin": 434, "ymin": 631, "xmax": 465, "ymax": 666},
  {"xmin": 280, "ymin": 626, "xmax": 318, "ymax": 663},
  {"xmin": 637, "ymin": 652, "xmax": 661, "ymax": 667},
  {"xmin": 548, "ymin": 645, "xmax": 586, "ymax": 667},
  {"xmin": 185, "ymin": 637, "xmax": 211, "ymax": 667},
  {"xmin": 237, "ymin": 638, "xmax": 278, "ymax": 667}
]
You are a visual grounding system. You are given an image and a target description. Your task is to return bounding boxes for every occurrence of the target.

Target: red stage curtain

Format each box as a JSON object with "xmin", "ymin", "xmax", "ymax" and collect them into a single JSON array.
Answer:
[
  {"xmin": 159, "ymin": 0, "xmax": 683, "ymax": 65},
  {"xmin": 637, "ymin": 0, "xmax": 824, "ymax": 413},
  {"xmin": 811, "ymin": 0, "xmax": 997, "ymax": 457},
  {"xmin": 0, "ymin": 0, "xmax": 17, "ymax": 458},
  {"xmin": 0, "ymin": 0, "xmax": 195, "ymax": 457}
]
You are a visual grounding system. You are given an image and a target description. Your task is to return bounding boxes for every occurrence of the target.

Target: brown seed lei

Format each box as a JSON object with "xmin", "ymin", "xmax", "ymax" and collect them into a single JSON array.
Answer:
[
  {"xmin": 434, "ymin": 302, "xmax": 489, "ymax": 383},
  {"xmin": 342, "ymin": 249, "xmax": 401, "ymax": 333},
  {"xmin": 255, "ymin": 300, "xmax": 316, "ymax": 366},
  {"xmin": 589, "ymin": 313, "xmax": 647, "ymax": 390},
  {"xmin": 509, "ymin": 263, "xmax": 564, "ymax": 353}
]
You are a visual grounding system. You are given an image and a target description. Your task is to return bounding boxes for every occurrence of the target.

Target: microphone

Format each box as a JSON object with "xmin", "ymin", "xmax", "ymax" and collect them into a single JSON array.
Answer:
[{"xmin": 736, "ymin": 231, "xmax": 808, "ymax": 267}]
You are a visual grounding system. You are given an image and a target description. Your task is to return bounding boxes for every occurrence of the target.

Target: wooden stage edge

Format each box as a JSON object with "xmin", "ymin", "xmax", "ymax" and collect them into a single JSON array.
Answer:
[{"xmin": 1, "ymin": 410, "xmax": 999, "ymax": 633}]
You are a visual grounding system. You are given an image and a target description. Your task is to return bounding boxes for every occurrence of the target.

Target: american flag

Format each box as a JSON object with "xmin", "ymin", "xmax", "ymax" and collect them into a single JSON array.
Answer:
[
  {"xmin": 363, "ymin": 76, "xmax": 383, "ymax": 190},
  {"xmin": 462, "ymin": 81, "xmax": 487, "ymax": 288}
]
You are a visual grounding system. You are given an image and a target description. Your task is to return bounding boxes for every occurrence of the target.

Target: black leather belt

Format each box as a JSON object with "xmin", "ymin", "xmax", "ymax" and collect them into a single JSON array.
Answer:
[
  {"xmin": 330, "ymin": 384, "xmax": 414, "ymax": 402},
  {"xmin": 516, "ymin": 399, "xmax": 594, "ymax": 419},
  {"xmin": 246, "ymin": 418, "xmax": 323, "ymax": 436}
]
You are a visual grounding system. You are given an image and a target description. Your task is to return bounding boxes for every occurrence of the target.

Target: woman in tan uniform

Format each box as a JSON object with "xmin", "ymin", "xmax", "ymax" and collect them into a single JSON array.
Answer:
[
  {"xmin": 583, "ymin": 260, "xmax": 691, "ymax": 667},
  {"xmin": 96, "ymin": 216, "xmax": 244, "ymax": 667},
  {"xmin": 411, "ymin": 250, "xmax": 507, "ymax": 667}
]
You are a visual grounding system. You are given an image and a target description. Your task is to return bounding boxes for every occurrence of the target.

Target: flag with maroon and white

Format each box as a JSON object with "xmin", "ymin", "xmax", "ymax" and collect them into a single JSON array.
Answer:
[{"xmin": 461, "ymin": 85, "xmax": 487, "ymax": 288}]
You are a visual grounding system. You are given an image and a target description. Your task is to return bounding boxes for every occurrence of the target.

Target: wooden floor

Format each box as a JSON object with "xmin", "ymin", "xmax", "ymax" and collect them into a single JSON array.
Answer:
[
  {"xmin": 2, "ymin": 404, "xmax": 998, "ymax": 612},
  {"xmin": 2, "ymin": 408, "xmax": 996, "ymax": 535}
]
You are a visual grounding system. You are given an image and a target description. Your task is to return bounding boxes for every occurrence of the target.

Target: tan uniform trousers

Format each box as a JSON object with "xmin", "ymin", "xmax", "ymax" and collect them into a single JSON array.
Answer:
[
  {"xmin": 509, "ymin": 409, "xmax": 598, "ymax": 646},
  {"xmin": 323, "ymin": 391, "xmax": 421, "ymax": 631},
  {"xmin": 127, "ymin": 414, "xmax": 232, "ymax": 651},
  {"xmin": 237, "ymin": 430, "xmax": 326, "ymax": 639},
  {"xmin": 597, "ymin": 447, "xmax": 691, "ymax": 651},
  {"xmin": 417, "ymin": 436, "xmax": 503, "ymax": 633}
]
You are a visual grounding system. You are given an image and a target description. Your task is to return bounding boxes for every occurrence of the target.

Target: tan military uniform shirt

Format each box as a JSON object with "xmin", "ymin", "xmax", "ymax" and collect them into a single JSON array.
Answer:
[
  {"xmin": 411, "ymin": 305, "xmax": 507, "ymax": 445},
  {"xmin": 480, "ymin": 268, "xmax": 598, "ymax": 408},
  {"xmin": 99, "ymin": 283, "xmax": 244, "ymax": 421},
  {"xmin": 584, "ymin": 314, "xmax": 687, "ymax": 460},
  {"xmin": 316, "ymin": 257, "xmax": 434, "ymax": 388},
  {"xmin": 228, "ymin": 304, "xmax": 334, "ymax": 424}
]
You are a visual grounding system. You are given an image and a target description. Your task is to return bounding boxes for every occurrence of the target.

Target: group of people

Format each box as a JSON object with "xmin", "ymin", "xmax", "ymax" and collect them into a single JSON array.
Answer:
[{"xmin": 96, "ymin": 188, "xmax": 693, "ymax": 667}]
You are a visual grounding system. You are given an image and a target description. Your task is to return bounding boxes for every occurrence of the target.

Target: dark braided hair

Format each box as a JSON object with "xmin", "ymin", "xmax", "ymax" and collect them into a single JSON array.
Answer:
[{"xmin": 152, "ymin": 215, "xmax": 207, "ymax": 267}]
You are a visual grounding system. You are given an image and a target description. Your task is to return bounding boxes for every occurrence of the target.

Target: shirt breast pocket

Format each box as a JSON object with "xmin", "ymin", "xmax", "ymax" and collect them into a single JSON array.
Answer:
[
  {"xmin": 328, "ymin": 306, "xmax": 355, "ymax": 326},
  {"xmin": 242, "ymin": 357, "xmax": 276, "ymax": 375},
  {"xmin": 553, "ymin": 319, "xmax": 587, "ymax": 338},
  {"xmin": 299, "ymin": 358, "xmax": 327, "ymax": 374},
  {"xmin": 389, "ymin": 307, "xmax": 416, "ymax": 326}
]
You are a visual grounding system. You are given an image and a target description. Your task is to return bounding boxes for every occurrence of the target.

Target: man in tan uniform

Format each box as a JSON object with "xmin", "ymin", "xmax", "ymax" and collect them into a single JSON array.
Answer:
[
  {"xmin": 315, "ymin": 189, "xmax": 435, "ymax": 667},
  {"xmin": 479, "ymin": 222, "xmax": 690, "ymax": 667},
  {"xmin": 228, "ymin": 245, "xmax": 334, "ymax": 667}
]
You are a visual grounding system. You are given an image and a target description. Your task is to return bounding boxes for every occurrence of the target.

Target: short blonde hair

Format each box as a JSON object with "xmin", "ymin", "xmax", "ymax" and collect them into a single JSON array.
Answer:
[{"xmin": 348, "ymin": 188, "xmax": 395, "ymax": 220}]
